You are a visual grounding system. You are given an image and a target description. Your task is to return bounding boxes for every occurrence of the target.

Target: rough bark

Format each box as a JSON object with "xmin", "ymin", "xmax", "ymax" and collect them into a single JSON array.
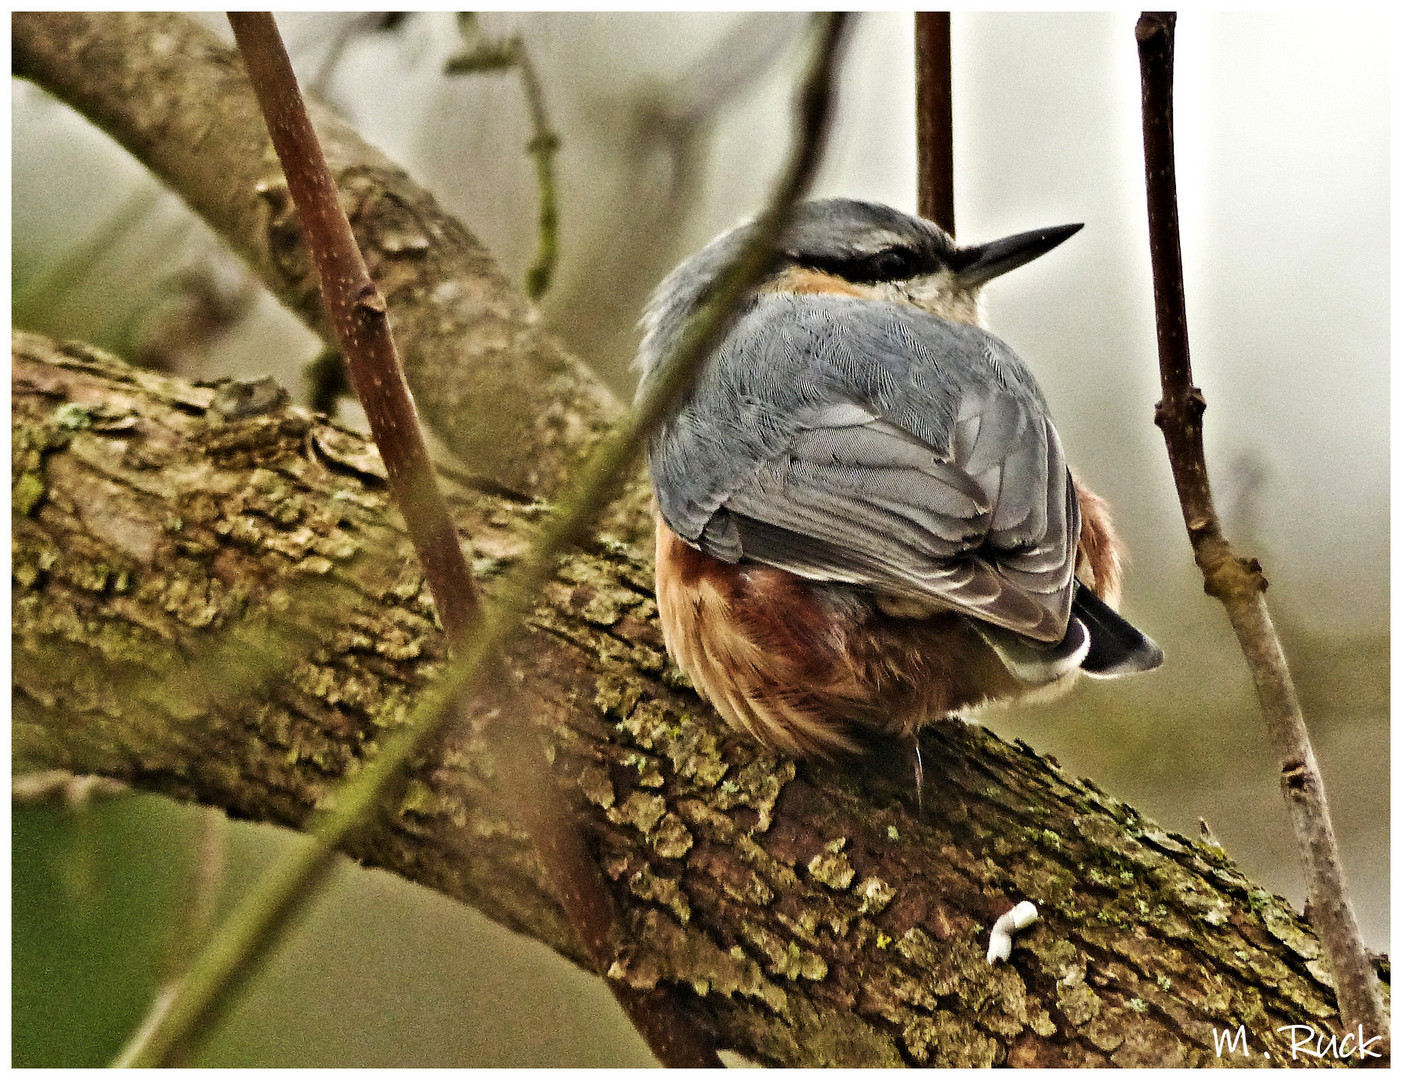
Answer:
[{"xmin": 13, "ymin": 332, "xmax": 1386, "ymax": 1067}]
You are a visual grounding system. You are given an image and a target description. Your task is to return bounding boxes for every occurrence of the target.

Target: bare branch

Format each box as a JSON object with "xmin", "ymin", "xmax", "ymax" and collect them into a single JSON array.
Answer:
[
  {"xmin": 516, "ymin": 47, "xmax": 561, "ymax": 302},
  {"xmin": 1135, "ymin": 11, "xmax": 1388, "ymax": 1055},
  {"xmin": 915, "ymin": 13, "xmax": 955, "ymax": 235},
  {"xmin": 228, "ymin": 12, "xmax": 480, "ymax": 641}
]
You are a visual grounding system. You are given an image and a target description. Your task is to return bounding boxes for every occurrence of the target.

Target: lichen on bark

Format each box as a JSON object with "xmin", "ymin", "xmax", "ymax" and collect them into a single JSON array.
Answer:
[{"xmin": 13, "ymin": 331, "xmax": 1387, "ymax": 1066}]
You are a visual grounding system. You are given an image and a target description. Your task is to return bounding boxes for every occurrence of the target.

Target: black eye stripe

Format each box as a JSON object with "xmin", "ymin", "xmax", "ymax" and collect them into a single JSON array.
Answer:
[{"xmin": 794, "ymin": 246, "xmax": 927, "ymax": 285}]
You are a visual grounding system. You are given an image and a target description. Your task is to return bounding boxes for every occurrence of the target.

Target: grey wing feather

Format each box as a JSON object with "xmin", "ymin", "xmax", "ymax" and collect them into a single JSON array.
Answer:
[{"xmin": 646, "ymin": 294, "xmax": 1079, "ymax": 641}]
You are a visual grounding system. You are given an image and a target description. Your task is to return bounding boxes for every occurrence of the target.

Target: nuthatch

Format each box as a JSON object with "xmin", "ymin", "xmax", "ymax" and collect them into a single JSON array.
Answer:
[{"xmin": 639, "ymin": 198, "xmax": 1162, "ymax": 759}]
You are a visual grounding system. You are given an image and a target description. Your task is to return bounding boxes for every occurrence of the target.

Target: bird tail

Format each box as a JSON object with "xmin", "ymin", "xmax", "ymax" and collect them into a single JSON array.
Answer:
[
  {"xmin": 975, "ymin": 580, "xmax": 1163, "ymax": 684},
  {"xmin": 1071, "ymin": 581, "xmax": 1164, "ymax": 677}
]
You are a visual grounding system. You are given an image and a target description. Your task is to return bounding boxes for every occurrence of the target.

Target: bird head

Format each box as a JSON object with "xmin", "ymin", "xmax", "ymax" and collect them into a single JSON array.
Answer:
[
  {"xmin": 767, "ymin": 198, "xmax": 1082, "ymax": 326},
  {"xmin": 638, "ymin": 197, "xmax": 1081, "ymax": 382}
]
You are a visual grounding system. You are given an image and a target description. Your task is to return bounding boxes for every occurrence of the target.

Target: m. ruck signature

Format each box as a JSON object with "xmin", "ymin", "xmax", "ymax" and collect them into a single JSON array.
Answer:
[{"xmin": 1212, "ymin": 1023, "xmax": 1383, "ymax": 1062}]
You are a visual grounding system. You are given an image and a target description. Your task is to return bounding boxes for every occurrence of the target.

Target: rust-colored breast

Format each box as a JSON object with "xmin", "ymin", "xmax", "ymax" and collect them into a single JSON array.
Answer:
[
  {"xmin": 654, "ymin": 517, "xmax": 1027, "ymax": 758},
  {"xmin": 654, "ymin": 518, "xmax": 862, "ymax": 756}
]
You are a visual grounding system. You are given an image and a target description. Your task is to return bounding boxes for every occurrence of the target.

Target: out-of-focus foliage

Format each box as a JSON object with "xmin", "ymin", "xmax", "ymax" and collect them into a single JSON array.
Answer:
[{"xmin": 12, "ymin": 794, "xmax": 655, "ymax": 1066}]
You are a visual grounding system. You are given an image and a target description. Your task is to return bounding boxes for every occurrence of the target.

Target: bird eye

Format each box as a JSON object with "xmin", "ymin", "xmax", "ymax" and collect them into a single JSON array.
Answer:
[{"xmin": 856, "ymin": 247, "xmax": 919, "ymax": 282}]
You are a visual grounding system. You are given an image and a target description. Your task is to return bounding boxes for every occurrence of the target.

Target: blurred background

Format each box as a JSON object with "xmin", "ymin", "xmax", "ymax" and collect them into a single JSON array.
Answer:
[{"xmin": 12, "ymin": 11, "xmax": 1388, "ymax": 1066}]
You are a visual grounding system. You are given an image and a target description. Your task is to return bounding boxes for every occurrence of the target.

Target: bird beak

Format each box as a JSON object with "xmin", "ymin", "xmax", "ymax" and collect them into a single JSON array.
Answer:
[{"xmin": 951, "ymin": 223, "xmax": 1083, "ymax": 289}]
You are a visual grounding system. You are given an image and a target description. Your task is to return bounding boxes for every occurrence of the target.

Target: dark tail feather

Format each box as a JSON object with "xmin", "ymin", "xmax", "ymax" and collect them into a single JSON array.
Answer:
[{"xmin": 1073, "ymin": 580, "xmax": 1164, "ymax": 676}]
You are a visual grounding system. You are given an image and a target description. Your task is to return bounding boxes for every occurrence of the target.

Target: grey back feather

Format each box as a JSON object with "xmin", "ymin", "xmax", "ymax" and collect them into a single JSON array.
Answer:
[{"xmin": 639, "ymin": 202, "xmax": 1078, "ymax": 643}]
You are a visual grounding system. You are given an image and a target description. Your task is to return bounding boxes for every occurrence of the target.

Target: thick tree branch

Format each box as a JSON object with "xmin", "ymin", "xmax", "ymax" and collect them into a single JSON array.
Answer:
[
  {"xmin": 1135, "ymin": 12, "xmax": 1387, "ymax": 1055},
  {"xmin": 13, "ymin": 334, "xmax": 1385, "ymax": 1066}
]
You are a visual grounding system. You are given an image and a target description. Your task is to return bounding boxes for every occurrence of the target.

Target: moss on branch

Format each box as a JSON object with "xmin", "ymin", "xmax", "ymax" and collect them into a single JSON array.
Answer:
[{"xmin": 12, "ymin": 332, "xmax": 1382, "ymax": 1066}]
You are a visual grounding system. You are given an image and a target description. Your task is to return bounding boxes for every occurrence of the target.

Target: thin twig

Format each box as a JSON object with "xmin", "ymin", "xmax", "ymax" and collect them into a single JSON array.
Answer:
[
  {"xmin": 450, "ymin": 14, "xmax": 848, "ymax": 1055},
  {"xmin": 446, "ymin": 15, "xmax": 560, "ymax": 301},
  {"xmin": 914, "ymin": 12, "xmax": 954, "ymax": 234},
  {"xmin": 1135, "ymin": 11, "xmax": 1387, "ymax": 1054},
  {"xmin": 517, "ymin": 47, "xmax": 559, "ymax": 301},
  {"xmin": 229, "ymin": 11, "xmax": 480, "ymax": 643},
  {"xmin": 113, "ymin": 11, "xmax": 847, "ymax": 1067}
]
